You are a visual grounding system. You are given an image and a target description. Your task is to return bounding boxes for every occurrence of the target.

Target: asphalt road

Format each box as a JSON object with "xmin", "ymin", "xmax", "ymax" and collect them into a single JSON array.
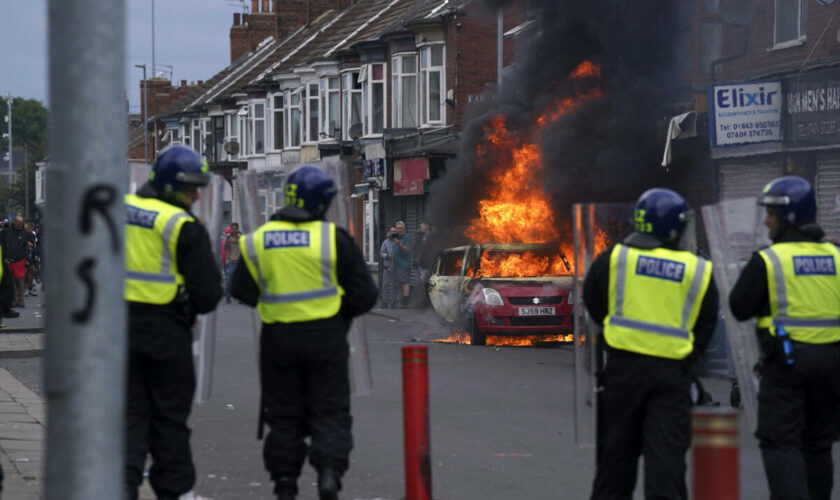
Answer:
[{"xmin": 3, "ymin": 304, "xmax": 840, "ymax": 499}]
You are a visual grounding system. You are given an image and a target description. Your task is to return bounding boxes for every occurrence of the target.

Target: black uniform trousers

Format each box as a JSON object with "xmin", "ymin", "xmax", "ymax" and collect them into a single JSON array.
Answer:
[
  {"xmin": 260, "ymin": 323, "xmax": 352, "ymax": 492},
  {"xmin": 756, "ymin": 342, "xmax": 840, "ymax": 500},
  {"xmin": 125, "ymin": 313, "xmax": 197, "ymax": 500},
  {"xmin": 591, "ymin": 354, "xmax": 691, "ymax": 500}
]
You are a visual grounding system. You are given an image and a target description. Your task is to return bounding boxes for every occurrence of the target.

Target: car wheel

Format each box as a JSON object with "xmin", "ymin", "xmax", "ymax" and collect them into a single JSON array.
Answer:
[{"xmin": 469, "ymin": 314, "xmax": 486, "ymax": 346}]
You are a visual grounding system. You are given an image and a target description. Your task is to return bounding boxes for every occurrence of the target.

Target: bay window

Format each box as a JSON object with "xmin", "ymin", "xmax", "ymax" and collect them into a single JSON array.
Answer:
[
  {"xmin": 304, "ymin": 83, "xmax": 320, "ymax": 143},
  {"xmin": 361, "ymin": 63, "xmax": 386, "ymax": 136},
  {"xmin": 320, "ymin": 76, "xmax": 340, "ymax": 139},
  {"xmin": 419, "ymin": 44, "xmax": 445, "ymax": 126},
  {"xmin": 342, "ymin": 71, "xmax": 362, "ymax": 140},
  {"xmin": 252, "ymin": 102, "xmax": 265, "ymax": 154},
  {"xmin": 225, "ymin": 112, "xmax": 239, "ymax": 160},
  {"xmin": 272, "ymin": 94, "xmax": 285, "ymax": 151},
  {"xmin": 392, "ymin": 54, "xmax": 418, "ymax": 128},
  {"xmin": 288, "ymin": 89, "xmax": 302, "ymax": 148},
  {"xmin": 238, "ymin": 106, "xmax": 250, "ymax": 156}
]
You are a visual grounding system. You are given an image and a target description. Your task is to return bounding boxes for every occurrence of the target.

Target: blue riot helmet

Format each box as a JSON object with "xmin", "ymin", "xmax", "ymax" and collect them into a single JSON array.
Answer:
[
  {"xmin": 149, "ymin": 146, "xmax": 211, "ymax": 194},
  {"xmin": 757, "ymin": 176, "xmax": 816, "ymax": 228},
  {"xmin": 284, "ymin": 165, "xmax": 337, "ymax": 219},
  {"xmin": 633, "ymin": 188, "xmax": 692, "ymax": 245}
]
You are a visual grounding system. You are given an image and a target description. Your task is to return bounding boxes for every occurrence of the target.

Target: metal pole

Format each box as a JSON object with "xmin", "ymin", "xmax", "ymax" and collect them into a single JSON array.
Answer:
[
  {"xmin": 135, "ymin": 64, "xmax": 149, "ymax": 165},
  {"xmin": 7, "ymin": 92, "xmax": 12, "ymax": 218},
  {"xmin": 497, "ymin": 9, "xmax": 503, "ymax": 87},
  {"xmin": 47, "ymin": 1, "xmax": 126, "ymax": 499},
  {"xmin": 151, "ymin": 0, "xmax": 156, "ymax": 77}
]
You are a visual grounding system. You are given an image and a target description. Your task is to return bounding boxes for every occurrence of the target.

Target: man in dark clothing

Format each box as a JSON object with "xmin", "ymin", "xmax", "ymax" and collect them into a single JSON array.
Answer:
[
  {"xmin": 729, "ymin": 176, "xmax": 840, "ymax": 500},
  {"xmin": 232, "ymin": 165, "xmax": 377, "ymax": 500},
  {"xmin": 124, "ymin": 146, "xmax": 222, "ymax": 500},
  {"xmin": 583, "ymin": 188, "xmax": 718, "ymax": 500},
  {"xmin": 1, "ymin": 216, "xmax": 34, "ymax": 308}
]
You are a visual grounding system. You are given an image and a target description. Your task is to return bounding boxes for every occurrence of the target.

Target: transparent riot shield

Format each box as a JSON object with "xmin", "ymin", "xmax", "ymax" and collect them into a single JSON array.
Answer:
[
  {"xmin": 702, "ymin": 198, "xmax": 769, "ymax": 431},
  {"xmin": 190, "ymin": 174, "xmax": 227, "ymax": 403},
  {"xmin": 573, "ymin": 203, "xmax": 634, "ymax": 447},
  {"xmin": 236, "ymin": 164, "xmax": 372, "ymax": 396}
]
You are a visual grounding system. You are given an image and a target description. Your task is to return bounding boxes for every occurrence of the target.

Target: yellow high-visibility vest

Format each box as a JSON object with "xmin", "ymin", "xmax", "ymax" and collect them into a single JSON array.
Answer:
[
  {"xmin": 757, "ymin": 241, "xmax": 840, "ymax": 344},
  {"xmin": 240, "ymin": 219, "xmax": 344, "ymax": 324},
  {"xmin": 603, "ymin": 244, "xmax": 712, "ymax": 360},
  {"xmin": 124, "ymin": 194, "xmax": 192, "ymax": 304}
]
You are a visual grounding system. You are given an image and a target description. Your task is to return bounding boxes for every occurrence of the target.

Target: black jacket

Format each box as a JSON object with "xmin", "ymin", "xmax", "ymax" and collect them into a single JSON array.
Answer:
[
  {"xmin": 0, "ymin": 226, "xmax": 33, "ymax": 262},
  {"xmin": 231, "ymin": 207, "xmax": 378, "ymax": 332},
  {"xmin": 583, "ymin": 236, "xmax": 719, "ymax": 361},
  {"xmin": 128, "ymin": 186, "xmax": 223, "ymax": 323}
]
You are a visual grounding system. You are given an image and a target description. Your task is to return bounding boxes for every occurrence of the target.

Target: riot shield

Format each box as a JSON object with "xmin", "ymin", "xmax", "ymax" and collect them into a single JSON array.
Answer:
[
  {"xmin": 572, "ymin": 203, "xmax": 634, "ymax": 447},
  {"xmin": 235, "ymin": 163, "xmax": 372, "ymax": 396},
  {"xmin": 702, "ymin": 198, "xmax": 769, "ymax": 431},
  {"xmin": 191, "ymin": 174, "xmax": 227, "ymax": 403}
]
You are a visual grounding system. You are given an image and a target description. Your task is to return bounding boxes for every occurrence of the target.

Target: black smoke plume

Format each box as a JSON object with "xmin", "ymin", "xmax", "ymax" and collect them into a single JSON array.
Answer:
[{"xmin": 428, "ymin": 0, "xmax": 677, "ymax": 245}]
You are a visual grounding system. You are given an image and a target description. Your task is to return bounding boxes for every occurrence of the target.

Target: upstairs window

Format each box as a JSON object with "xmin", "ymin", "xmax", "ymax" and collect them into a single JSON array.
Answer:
[
  {"xmin": 392, "ymin": 54, "xmax": 418, "ymax": 128},
  {"xmin": 272, "ymin": 95, "xmax": 284, "ymax": 151},
  {"xmin": 342, "ymin": 71, "xmax": 362, "ymax": 140},
  {"xmin": 320, "ymin": 76, "xmax": 340, "ymax": 139},
  {"xmin": 774, "ymin": 0, "xmax": 806, "ymax": 47},
  {"xmin": 238, "ymin": 106, "xmax": 250, "ymax": 156},
  {"xmin": 419, "ymin": 44, "xmax": 445, "ymax": 126},
  {"xmin": 252, "ymin": 102, "xmax": 265, "ymax": 155},
  {"xmin": 225, "ymin": 112, "xmax": 239, "ymax": 160},
  {"xmin": 304, "ymin": 83, "xmax": 320, "ymax": 143},
  {"xmin": 287, "ymin": 89, "xmax": 302, "ymax": 148},
  {"xmin": 192, "ymin": 119, "xmax": 201, "ymax": 154},
  {"xmin": 361, "ymin": 63, "xmax": 386, "ymax": 136}
]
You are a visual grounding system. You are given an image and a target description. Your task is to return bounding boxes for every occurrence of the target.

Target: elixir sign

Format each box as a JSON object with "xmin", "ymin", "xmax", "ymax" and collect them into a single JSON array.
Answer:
[{"xmin": 709, "ymin": 82, "xmax": 782, "ymax": 147}]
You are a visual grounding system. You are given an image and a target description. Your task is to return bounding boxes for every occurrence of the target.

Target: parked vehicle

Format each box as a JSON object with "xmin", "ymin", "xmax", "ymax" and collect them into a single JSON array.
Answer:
[{"xmin": 428, "ymin": 243, "xmax": 574, "ymax": 345}]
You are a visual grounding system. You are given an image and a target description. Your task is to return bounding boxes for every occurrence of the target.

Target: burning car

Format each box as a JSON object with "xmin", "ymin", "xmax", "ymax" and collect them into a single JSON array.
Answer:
[{"xmin": 428, "ymin": 243, "xmax": 574, "ymax": 346}]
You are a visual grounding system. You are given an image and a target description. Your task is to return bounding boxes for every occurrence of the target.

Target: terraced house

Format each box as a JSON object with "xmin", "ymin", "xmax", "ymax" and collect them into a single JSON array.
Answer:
[{"xmin": 127, "ymin": 0, "xmax": 527, "ymax": 266}]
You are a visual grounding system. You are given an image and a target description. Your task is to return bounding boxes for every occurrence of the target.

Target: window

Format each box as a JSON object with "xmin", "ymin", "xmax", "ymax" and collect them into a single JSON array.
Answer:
[
  {"xmin": 304, "ymin": 83, "xmax": 320, "ymax": 143},
  {"xmin": 181, "ymin": 124, "xmax": 191, "ymax": 149},
  {"xmin": 774, "ymin": 0, "xmax": 806, "ymax": 47},
  {"xmin": 168, "ymin": 127, "xmax": 181, "ymax": 146},
  {"xmin": 392, "ymin": 54, "xmax": 418, "ymax": 128},
  {"xmin": 419, "ymin": 44, "xmax": 445, "ymax": 126},
  {"xmin": 225, "ymin": 112, "xmax": 239, "ymax": 160},
  {"xmin": 238, "ymin": 106, "xmax": 250, "ymax": 156},
  {"xmin": 252, "ymin": 102, "xmax": 265, "ymax": 154},
  {"xmin": 212, "ymin": 116, "xmax": 224, "ymax": 162},
  {"xmin": 287, "ymin": 89, "xmax": 302, "ymax": 148},
  {"xmin": 192, "ymin": 119, "xmax": 201, "ymax": 154},
  {"xmin": 272, "ymin": 95, "xmax": 284, "ymax": 150},
  {"xmin": 320, "ymin": 77, "xmax": 340, "ymax": 139},
  {"xmin": 362, "ymin": 63, "xmax": 386, "ymax": 136},
  {"xmin": 342, "ymin": 71, "xmax": 362, "ymax": 140}
]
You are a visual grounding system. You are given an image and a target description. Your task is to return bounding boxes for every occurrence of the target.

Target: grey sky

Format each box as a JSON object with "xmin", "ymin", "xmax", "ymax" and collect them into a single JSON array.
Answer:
[{"xmin": 0, "ymin": 0, "xmax": 241, "ymax": 113}]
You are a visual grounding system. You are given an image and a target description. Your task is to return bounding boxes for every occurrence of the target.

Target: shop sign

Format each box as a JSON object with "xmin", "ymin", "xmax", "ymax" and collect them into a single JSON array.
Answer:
[
  {"xmin": 784, "ymin": 68, "xmax": 840, "ymax": 147},
  {"xmin": 393, "ymin": 158, "xmax": 429, "ymax": 196},
  {"xmin": 708, "ymin": 81, "xmax": 782, "ymax": 147},
  {"xmin": 394, "ymin": 179, "xmax": 424, "ymax": 196}
]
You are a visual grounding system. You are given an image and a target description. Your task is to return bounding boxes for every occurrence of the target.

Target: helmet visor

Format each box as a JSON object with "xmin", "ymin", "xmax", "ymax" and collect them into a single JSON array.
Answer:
[
  {"xmin": 175, "ymin": 171, "xmax": 211, "ymax": 187},
  {"xmin": 757, "ymin": 194, "xmax": 790, "ymax": 206}
]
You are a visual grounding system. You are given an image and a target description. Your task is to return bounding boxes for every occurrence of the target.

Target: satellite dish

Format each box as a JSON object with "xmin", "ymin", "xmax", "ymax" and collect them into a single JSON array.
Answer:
[
  {"xmin": 720, "ymin": 0, "xmax": 757, "ymax": 26},
  {"xmin": 224, "ymin": 140, "xmax": 240, "ymax": 155}
]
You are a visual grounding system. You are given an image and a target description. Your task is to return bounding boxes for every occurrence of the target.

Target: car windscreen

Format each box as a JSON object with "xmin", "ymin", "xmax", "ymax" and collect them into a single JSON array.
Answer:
[
  {"xmin": 476, "ymin": 249, "xmax": 571, "ymax": 277},
  {"xmin": 441, "ymin": 251, "xmax": 465, "ymax": 276}
]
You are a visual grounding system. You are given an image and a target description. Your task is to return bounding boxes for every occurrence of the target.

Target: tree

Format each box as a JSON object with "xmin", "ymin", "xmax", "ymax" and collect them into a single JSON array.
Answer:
[{"xmin": 0, "ymin": 96, "xmax": 48, "ymax": 220}]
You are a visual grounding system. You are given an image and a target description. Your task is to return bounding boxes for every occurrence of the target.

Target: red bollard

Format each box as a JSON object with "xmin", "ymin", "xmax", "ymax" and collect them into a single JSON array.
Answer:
[
  {"xmin": 402, "ymin": 345, "xmax": 432, "ymax": 500},
  {"xmin": 692, "ymin": 407, "xmax": 739, "ymax": 500}
]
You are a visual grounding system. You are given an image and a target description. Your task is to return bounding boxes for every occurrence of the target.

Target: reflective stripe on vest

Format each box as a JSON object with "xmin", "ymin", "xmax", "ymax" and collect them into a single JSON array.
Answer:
[
  {"xmin": 757, "ymin": 242, "xmax": 840, "ymax": 344},
  {"xmin": 124, "ymin": 194, "xmax": 192, "ymax": 304},
  {"xmin": 241, "ymin": 220, "xmax": 343, "ymax": 323},
  {"xmin": 603, "ymin": 244, "xmax": 712, "ymax": 360}
]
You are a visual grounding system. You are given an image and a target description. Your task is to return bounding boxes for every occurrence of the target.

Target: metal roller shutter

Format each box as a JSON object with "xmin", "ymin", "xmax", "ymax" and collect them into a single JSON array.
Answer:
[
  {"xmin": 718, "ymin": 160, "xmax": 781, "ymax": 200},
  {"xmin": 816, "ymin": 156, "xmax": 840, "ymax": 241}
]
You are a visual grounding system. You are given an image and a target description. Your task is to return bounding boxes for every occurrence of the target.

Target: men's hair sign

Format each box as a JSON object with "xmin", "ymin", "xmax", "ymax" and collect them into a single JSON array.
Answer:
[
  {"xmin": 635, "ymin": 256, "xmax": 686, "ymax": 282},
  {"xmin": 126, "ymin": 205, "xmax": 159, "ymax": 229},
  {"xmin": 264, "ymin": 230, "xmax": 310, "ymax": 249},
  {"xmin": 708, "ymin": 81, "xmax": 782, "ymax": 147}
]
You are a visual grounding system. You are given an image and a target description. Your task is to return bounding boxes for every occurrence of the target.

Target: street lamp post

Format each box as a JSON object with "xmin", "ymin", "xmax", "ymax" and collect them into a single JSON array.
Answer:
[
  {"xmin": 5, "ymin": 92, "xmax": 11, "ymax": 219},
  {"xmin": 135, "ymin": 64, "xmax": 149, "ymax": 165}
]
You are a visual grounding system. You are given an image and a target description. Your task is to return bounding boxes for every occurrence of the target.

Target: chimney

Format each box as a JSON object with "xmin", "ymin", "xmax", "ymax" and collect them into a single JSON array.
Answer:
[
  {"xmin": 181, "ymin": 80, "xmax": 187, "ymax": 87},
  {"xmin": 198, "ymin": 80, "xmax": 204, "ymax": 86},
  {"xmin": 234, "ymin": 12, "xmax": 240, "ymax": 26},
  {"xmin": 252, "ymin": 0, "xmax": 259, "ymax": 13}
]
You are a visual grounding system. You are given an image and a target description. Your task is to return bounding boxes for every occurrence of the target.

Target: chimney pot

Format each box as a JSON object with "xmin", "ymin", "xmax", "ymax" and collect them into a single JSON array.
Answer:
[
  {"xmin": 234, "ymin": 12, "xmax": 240, "ymax": 26},
  {"xmin": 198, "ymin": 80, "xmax": 204, "ymax": 86},
  {"xmin": 181, "ymin": 80, "xmax": 187, "ymax": 86},
  {"xmin": 251, "ymin": 0, "xmax": 259, "ymax": 13}
]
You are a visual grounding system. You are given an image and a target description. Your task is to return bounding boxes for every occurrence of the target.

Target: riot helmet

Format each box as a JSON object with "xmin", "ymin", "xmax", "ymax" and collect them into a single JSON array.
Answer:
[
  {"xmin": 283, "ymin": 165, "xmax": 337, "ymax": 219},
  {"xmin": 633, "ymin": 188, "xmax": 692, "ymax": 245},
  {"xmin": 149, "ymin": 146, "xmax": 211, "ymax": 194},
  {"xmin": 757, "ymin": 176, "xmax": 816, "ymax": 229}
]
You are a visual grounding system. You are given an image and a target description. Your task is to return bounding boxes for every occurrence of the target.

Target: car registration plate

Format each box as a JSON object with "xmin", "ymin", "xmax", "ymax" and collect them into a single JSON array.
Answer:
[{"xmin": 518, "ymin": 307, "xmax": 556, "ymax": 316}]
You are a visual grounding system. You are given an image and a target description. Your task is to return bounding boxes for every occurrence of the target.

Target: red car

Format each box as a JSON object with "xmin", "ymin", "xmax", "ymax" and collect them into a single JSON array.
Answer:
[{"xmin": 428, "ymin": 243, "xmax": 574, "ymax": 345}]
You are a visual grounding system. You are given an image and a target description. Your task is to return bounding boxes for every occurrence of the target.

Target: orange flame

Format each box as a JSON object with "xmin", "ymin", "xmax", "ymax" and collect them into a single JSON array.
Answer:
[
  {"xmin": 477, "ymin": 251, "xmax": 569, "ymax": 278},
  {"xmin": 465, "ymin": 61, "xmax": 604, "ymax": 277},
  {"xmin": 434, "ymin": 329, "xmax": 574, "ymax": 346}
]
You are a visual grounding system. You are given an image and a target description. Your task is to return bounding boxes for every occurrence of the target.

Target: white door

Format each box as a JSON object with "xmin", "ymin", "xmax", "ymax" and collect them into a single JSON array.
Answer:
[{"xmin": 428, "ymin": 247, "xmax": 469, "ymax": 323}]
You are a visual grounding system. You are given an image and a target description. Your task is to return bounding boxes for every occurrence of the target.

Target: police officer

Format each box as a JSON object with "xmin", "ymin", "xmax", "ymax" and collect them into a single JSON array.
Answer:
[
  {"xmin": 124, "ymin": 146, "xmax": 222, "ymax": 500},
  {"xmin": 583, "ymin": 188, "xmax": 718, "ymax": 499},
  {"xmin": 232, "ymin": 165, "xmax": 377, "ymax": 500},
  {"xmin": 729, "ymin": 176, "xmax": 840, "ymax": 500}
]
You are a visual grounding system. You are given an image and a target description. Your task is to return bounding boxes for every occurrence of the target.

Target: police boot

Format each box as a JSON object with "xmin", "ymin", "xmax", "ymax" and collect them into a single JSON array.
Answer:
[
  {"xmin": 275, "ymin": 477, "xmax": 297, "ymax": 500},
  {"xmin": 317, "ymin": 468, "xmax": 341, "ymax": 500}
]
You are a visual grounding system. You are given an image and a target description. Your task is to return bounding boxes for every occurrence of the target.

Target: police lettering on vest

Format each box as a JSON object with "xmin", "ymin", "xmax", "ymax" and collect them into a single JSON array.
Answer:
[
  {"xmin": 264, "ymin": 230, "xmax": 310, "ymax": 249},
  {"xmin": 127, "ymin": 205, "xmax": 159, "ymax": 229},
  {"xmin": 792, "ymin": 255, "xmax": 836, "ymax": 276},
  {"xmin": 635, "ymin": 256, "xmax": 686, "ymax": 282}
]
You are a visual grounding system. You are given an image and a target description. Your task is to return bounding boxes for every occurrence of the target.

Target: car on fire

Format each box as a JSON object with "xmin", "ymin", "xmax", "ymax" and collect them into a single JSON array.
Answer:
[{"xmin": 427, "ymin": 243, "xmax": 574, "ymax": 345}]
